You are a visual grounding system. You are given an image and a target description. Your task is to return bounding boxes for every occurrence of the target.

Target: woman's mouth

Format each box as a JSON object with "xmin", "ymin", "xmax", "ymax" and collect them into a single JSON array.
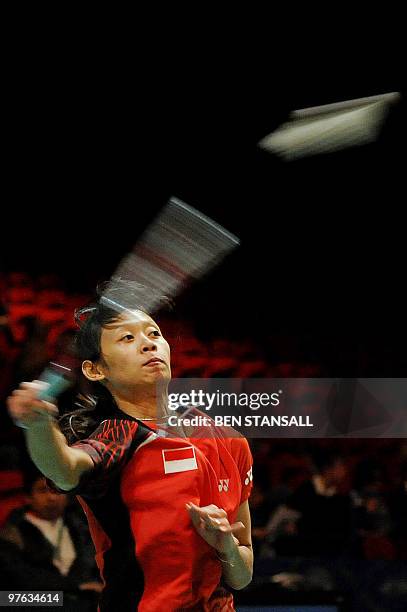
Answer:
[{"xmin": 143, "ymin": 358, "xmax": 164, "ymax": 367}]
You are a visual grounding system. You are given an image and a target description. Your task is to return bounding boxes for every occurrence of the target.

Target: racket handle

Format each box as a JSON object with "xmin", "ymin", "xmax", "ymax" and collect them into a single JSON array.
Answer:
[{"xmin": 38, "ymin": 366, "xmax": 72, "ymax": 401}]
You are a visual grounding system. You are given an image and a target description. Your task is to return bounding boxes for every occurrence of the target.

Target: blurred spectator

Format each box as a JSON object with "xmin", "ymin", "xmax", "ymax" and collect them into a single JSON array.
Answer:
[
  {"xmin": 356, "ymin": 490, "xmax": 392, "ymax": 536},
  {"xmin": 0, "ymin": 470, "xmax": 102, "ymax": 611},
  {"xmin": 280, "ymin": 449, "xmax": 354, "ymax": 558},
  {"xmin": 263, "ymin": 503, "xmax": 301, "ymax": 559},
  {"xmin": 268, "ymin": 465, "xmax": 308, "ymax": 510},
  {"xmin": 352, "ymin": 456, "xmax": 396, "ymax": 560},
  {"xmin": 253, "ymin": 466, "xmax": 305, "ymax": 559}
]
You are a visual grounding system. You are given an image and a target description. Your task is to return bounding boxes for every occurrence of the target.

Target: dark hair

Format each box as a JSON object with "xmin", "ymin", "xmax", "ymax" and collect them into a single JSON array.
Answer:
[
  {"xmin": 311, "ymin": 448, "xmax": 343, "ymax": 474},
  {"xmin": 74, "ymin": 278, "xmax": 169, "ymax": 362},
  {"xmin": 58, "ymin": 278, "xmax": 171, "ymax": 444},
  {"xmin": 23, "ymin": 466, "xmax": 47, "ymax": 494}
]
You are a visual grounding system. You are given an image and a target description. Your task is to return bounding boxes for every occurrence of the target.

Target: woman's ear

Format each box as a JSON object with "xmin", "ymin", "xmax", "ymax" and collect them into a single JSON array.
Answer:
[{"xmin": 82, "ymin": 360, "xmax": 106, "ymax": 382}]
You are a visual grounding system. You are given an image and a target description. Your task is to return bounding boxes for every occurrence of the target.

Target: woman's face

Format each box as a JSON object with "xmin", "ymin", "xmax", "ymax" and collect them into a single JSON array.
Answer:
[{"xmin": 94, "ymin": 310, "xmax": 171, "ymax": 390}]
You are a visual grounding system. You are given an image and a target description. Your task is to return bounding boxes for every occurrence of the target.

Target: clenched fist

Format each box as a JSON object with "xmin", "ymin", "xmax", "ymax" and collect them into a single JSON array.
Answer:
[{"xmin": 186, "ymin": 502, "xmax": 244, "ymax": 555}]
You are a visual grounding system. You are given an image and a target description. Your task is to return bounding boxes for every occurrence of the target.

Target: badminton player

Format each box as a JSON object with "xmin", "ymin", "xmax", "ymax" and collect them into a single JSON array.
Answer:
[{"xmin": 7, "ymin": 280, "xmax": 254, "ymax": 611}]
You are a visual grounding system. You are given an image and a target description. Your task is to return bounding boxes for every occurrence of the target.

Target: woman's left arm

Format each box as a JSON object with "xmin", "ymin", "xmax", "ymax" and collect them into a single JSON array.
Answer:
[{"xmin": 186, "ymin": 499, "xmax": 253, "ymax": 590}]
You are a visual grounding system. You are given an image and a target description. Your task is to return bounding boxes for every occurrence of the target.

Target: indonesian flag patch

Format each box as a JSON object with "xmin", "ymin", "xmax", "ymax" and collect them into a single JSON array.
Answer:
[{"xmin": 162, "ymin": 446, "xmax": 198, "ymax": 474}]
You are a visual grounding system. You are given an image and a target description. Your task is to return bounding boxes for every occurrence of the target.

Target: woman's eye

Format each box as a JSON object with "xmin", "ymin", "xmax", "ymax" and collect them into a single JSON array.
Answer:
[
  {"xmin": 151, "ymin": 330, "xmax": 161, "ymax": 337},
  {"xmin": 121, "ymin": 334, "xmax": 134, "ymax": 341}
]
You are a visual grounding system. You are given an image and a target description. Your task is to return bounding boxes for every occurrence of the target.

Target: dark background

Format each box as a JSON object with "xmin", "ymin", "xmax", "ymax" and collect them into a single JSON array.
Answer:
[
  {"xmin": 1, "ymin": 48, "xmax": 405, "ymax": 375},
  {"xmin": 1, "ymin": 31, "xmax": 406, "ymax": 611}
]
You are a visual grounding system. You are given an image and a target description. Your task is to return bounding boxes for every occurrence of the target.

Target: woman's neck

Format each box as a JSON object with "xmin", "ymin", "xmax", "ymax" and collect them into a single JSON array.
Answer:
[{"xmin": 110, "ymin": 385, "xmax": 170, "ymax": 421}]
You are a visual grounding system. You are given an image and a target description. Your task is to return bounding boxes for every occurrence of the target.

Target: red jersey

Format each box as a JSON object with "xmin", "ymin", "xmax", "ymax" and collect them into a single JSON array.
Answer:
[{"xmin": 55, "ymin": 407, "xmax": 253, "ymax": 611}]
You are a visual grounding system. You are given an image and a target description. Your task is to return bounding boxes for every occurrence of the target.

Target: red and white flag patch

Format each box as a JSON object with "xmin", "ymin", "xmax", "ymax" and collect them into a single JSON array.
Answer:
[{"xmin": 162, "ymin": 446, "xmax": 198, "ymax": 474}]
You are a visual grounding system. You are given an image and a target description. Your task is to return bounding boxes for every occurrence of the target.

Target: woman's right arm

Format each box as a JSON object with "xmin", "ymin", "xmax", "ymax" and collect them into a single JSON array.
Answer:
[{"xmin": 7, "ymin": 381, "xmax": 94, "ymax": 491}]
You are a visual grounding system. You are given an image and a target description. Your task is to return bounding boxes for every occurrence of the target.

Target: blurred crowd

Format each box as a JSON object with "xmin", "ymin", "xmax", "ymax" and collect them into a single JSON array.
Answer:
[
  {"xmin": 1, "ymin": 271, "xmax": 406, "ymax": 610},
  {"xmin": 249, "ymin": 440, "xmax": 407, "ymax": 560}
]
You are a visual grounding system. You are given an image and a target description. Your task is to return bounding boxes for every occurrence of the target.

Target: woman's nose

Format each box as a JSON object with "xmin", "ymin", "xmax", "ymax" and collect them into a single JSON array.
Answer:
[{"xmin": 141, "ymin": 336, "xmax": 157, "ymax": 352}]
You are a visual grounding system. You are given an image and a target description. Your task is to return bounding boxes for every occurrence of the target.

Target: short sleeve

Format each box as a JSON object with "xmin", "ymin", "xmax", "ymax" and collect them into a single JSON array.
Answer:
[
  {"xmin": 230, "ymin": 436, "xmax": 254, "ymax": 504},
  {"xmin": 47, "ymin": 419, "xmax": 147, "ymax": 499}
]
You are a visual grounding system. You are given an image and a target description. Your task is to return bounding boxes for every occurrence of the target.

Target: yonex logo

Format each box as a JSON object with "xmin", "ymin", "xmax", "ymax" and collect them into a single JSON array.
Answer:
[
  {"xmin": 218, "ymin": 478, "xmax": 229, "ymax": 492},
  {"xmin": 244, "ymin": 467, "xmax": 253, "ymax": 486}
]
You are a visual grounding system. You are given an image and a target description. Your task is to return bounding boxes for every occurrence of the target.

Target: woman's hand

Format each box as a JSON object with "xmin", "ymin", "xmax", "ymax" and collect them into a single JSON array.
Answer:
[
  {"xmin": 7, "ymin": 381, "xmax": 58, "ymax": 429},
  {"xmin": 186, "ymin": 502, "xmax": 244, "ymax": 555}
]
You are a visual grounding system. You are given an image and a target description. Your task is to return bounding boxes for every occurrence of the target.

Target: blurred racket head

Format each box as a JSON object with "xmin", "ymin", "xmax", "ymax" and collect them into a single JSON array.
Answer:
[{"xmin": 100, "ymin": 197, "xmax": 240, "ymax": 314}]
